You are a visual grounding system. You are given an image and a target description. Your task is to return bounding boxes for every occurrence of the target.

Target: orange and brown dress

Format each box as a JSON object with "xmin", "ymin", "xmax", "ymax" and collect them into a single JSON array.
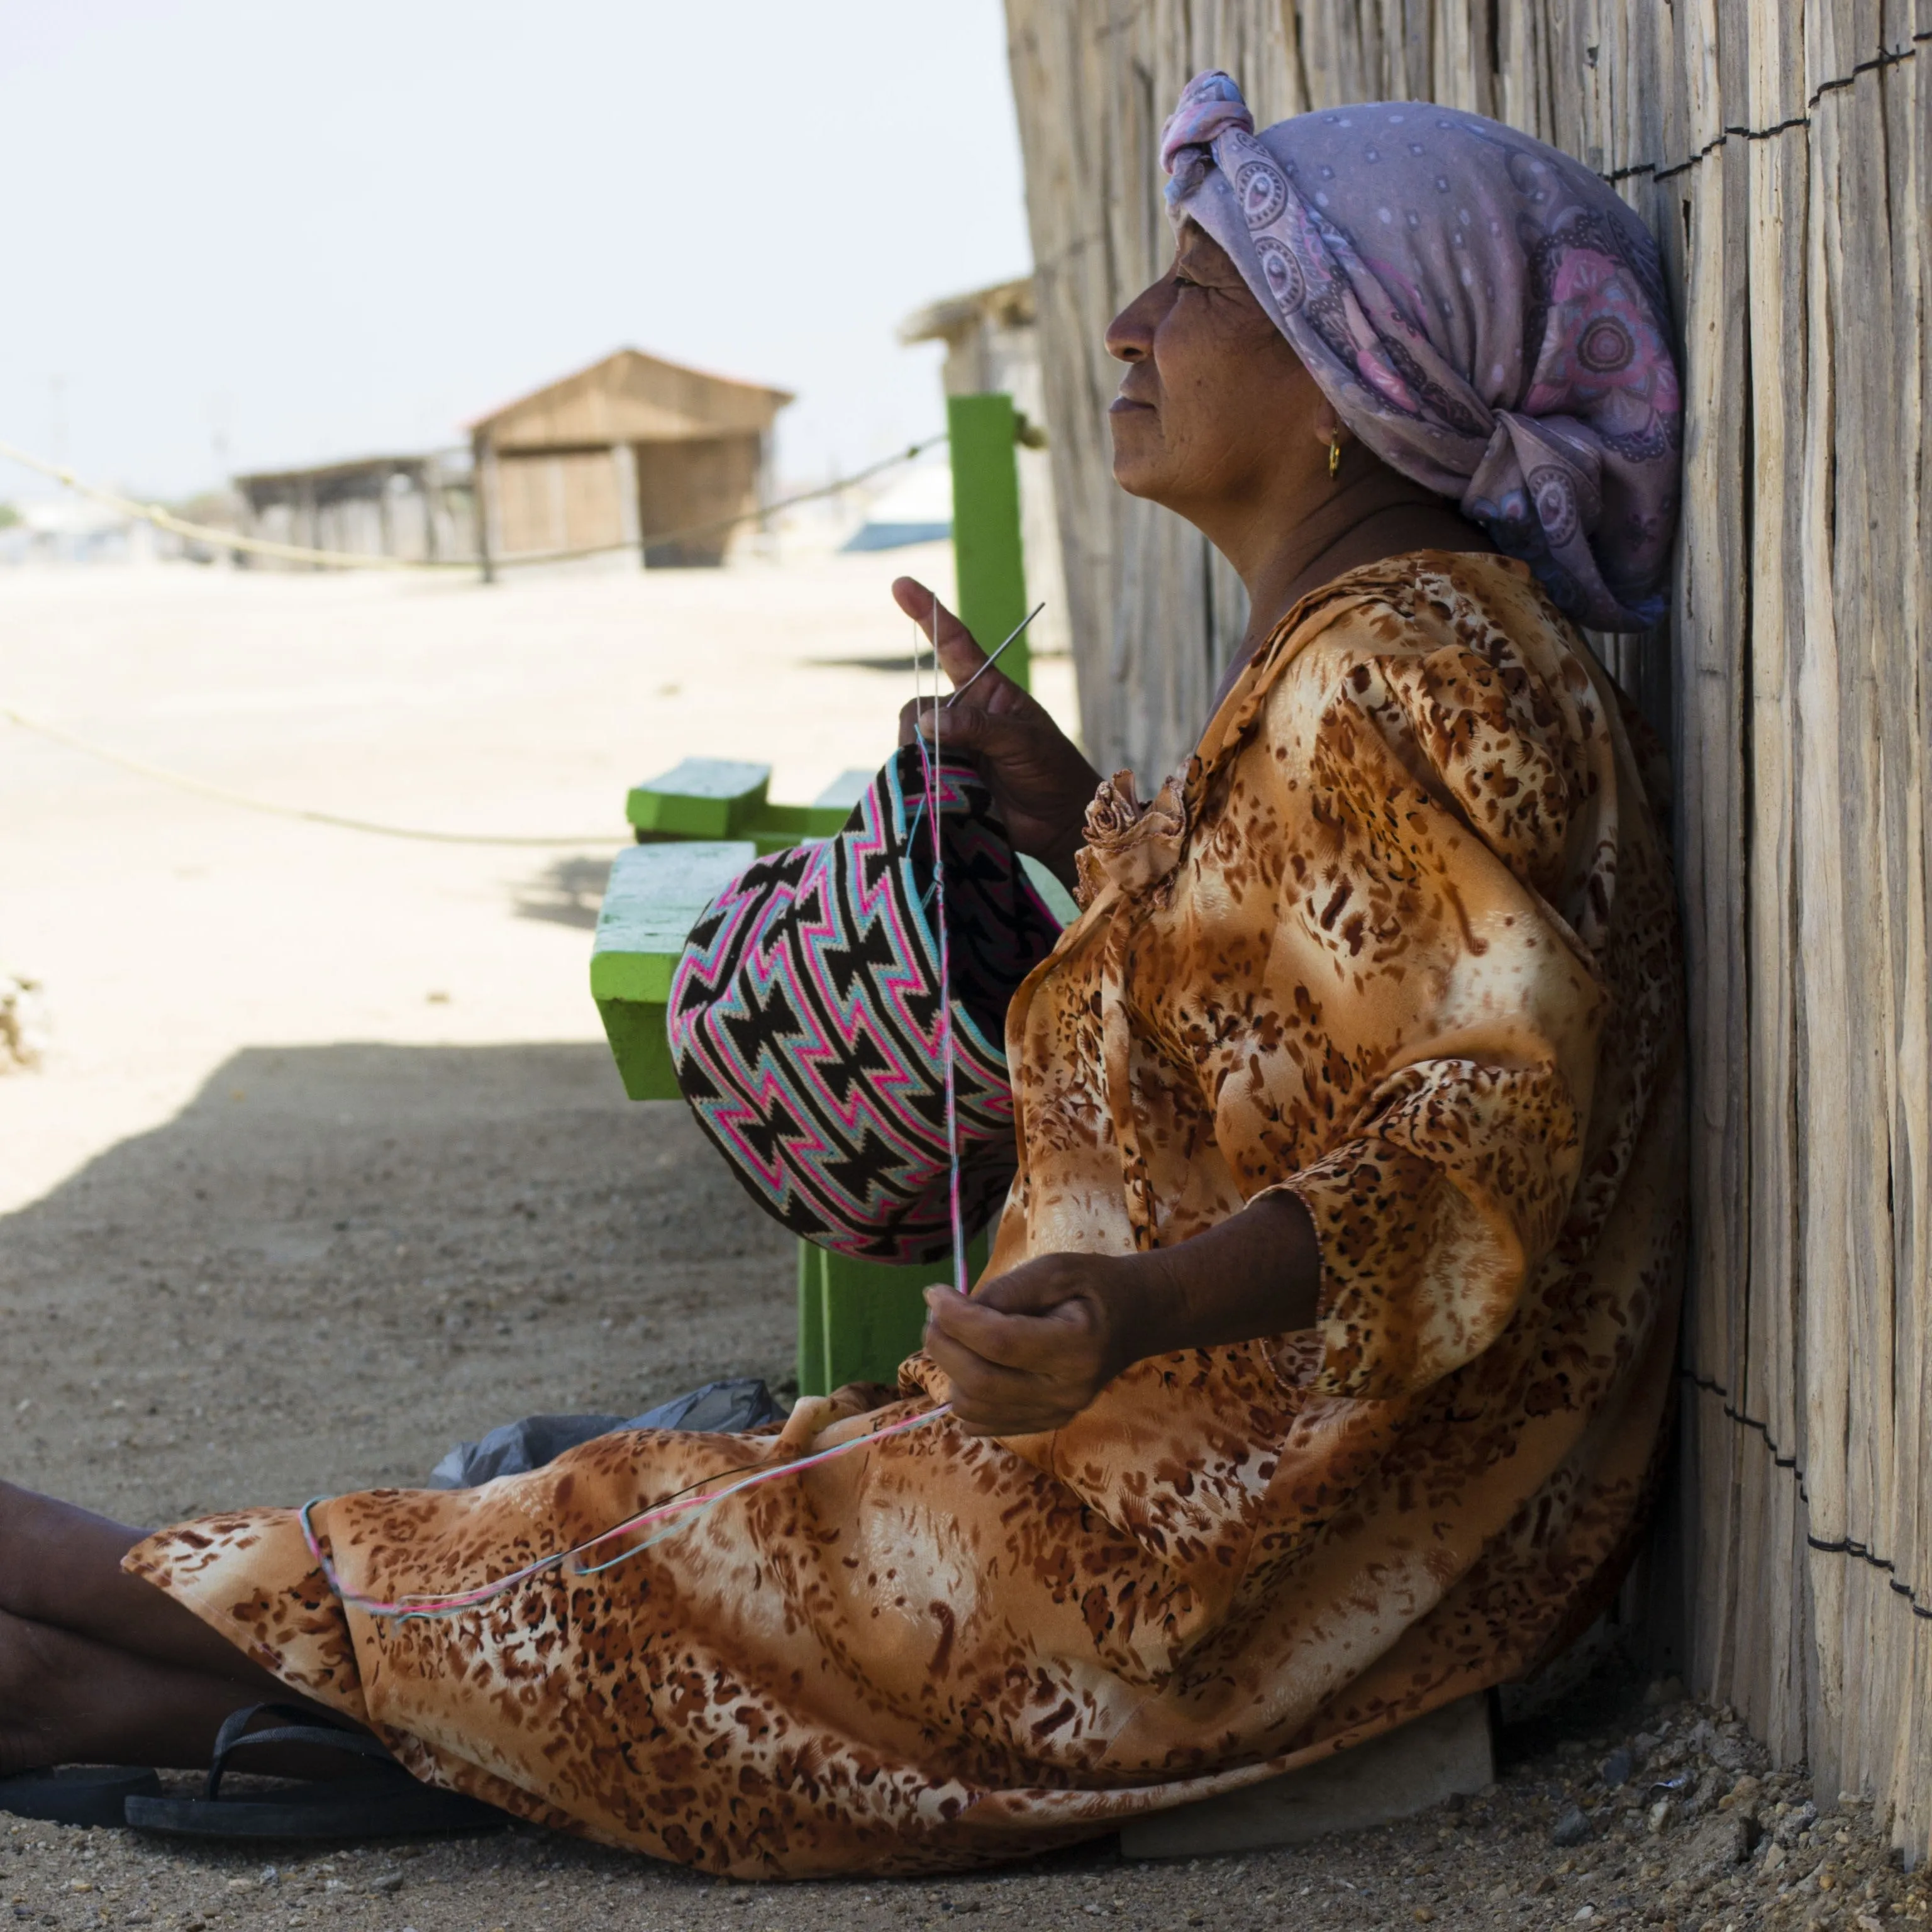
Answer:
[{"xmin": 128, "ymin": 552, "xmax": 1685, "ymax": 1877}]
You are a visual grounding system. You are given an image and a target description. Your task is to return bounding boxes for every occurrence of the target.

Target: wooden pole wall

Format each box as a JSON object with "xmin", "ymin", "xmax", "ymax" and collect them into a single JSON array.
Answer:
[{"xmin": 1003, "ymin": 0, "xmax": 1931, "ymax": 1862}]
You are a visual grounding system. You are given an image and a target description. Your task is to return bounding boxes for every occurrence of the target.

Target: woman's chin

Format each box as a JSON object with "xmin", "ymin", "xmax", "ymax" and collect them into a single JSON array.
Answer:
[
  {"xmin": 1107, "ymin": 452, "xmax": 1169, "ymax": 503},
  {"xmin": 1107, "ymin": 411, "xmax": 1170, "ymax": 501}
]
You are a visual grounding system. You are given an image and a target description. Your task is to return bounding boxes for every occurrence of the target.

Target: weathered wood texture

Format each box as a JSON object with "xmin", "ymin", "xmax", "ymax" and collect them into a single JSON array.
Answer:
[{"xmin": 1004, "ymin": 0, "xmax": 1932, "ymax": 1861}]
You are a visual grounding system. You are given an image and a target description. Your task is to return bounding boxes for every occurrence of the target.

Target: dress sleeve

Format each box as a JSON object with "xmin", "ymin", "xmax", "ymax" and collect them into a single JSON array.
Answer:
[{"xmin": 1255, "ymin": 612, "xmax": 1616, "ymax": 1399}]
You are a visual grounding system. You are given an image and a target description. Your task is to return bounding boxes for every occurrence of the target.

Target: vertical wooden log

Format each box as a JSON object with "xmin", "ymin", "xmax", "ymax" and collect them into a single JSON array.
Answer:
[
  {"xmin": 471, "ymin": 431, "xmax": 496, "ymax": 584},
  {"xmin": 1738, "ymin": 0, "xmax": 1812, "ymax": 1771},
  {"xmin": 1896, "ymin": 8, "xmax": 1932, "ymax": 1833}
]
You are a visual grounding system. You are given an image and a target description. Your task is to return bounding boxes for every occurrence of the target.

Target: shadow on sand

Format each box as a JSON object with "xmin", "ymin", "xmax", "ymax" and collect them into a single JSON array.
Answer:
[
  {"xmin": 511, "ymin": 855, "xmax": 617, "ymax": 930},
  {"xmin": 0, "ymin": 1041, "xmax": 796, "ymax": 1526}
]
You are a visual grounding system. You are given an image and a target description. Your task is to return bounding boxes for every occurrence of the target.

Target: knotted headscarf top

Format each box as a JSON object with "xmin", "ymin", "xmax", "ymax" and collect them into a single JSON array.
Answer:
[{"xmin": 1162, "ymin": 72, "xmax": 1680, "ymax": 630}]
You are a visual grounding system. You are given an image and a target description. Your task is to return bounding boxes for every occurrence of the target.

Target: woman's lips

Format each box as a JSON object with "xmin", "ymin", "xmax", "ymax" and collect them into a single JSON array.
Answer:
[{"xmin": 1109, "ymin": 396, "xmax": 1155, "ymax": 414}]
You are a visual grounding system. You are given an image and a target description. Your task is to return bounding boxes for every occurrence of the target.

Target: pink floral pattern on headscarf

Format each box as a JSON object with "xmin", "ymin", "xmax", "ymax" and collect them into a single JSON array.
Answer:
[{"xmin": 1162, "ymin": 72, "xmax": 1680, "ymax": 631}]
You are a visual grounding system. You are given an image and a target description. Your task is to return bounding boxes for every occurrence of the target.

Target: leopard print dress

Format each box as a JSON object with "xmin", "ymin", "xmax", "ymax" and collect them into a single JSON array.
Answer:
[{"xmin": 126, "ymin": 553, "xmax": 1685, "ymax": 1878}]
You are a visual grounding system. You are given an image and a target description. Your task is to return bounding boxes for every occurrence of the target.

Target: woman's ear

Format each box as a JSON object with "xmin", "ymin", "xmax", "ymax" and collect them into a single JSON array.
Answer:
[{"xmin": 1309, "ymin": 397, "xmax": 1346, "ymax": 452}]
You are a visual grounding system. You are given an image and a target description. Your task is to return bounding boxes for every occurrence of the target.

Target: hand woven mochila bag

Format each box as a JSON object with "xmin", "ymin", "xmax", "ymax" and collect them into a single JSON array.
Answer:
[{"xmin": 667, "ymin": 744, "xmax": 1063, "ymax": 1263}]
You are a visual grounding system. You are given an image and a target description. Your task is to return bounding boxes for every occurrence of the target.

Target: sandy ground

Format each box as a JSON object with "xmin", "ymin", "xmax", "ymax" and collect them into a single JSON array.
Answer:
[
  {"xmin": 1, "ymin": 557, "xmax": 1919, "ymax": 1928},
  {"xmin": 0, "ymin": 542, "xmax": 1055, "ymax": 1215}
]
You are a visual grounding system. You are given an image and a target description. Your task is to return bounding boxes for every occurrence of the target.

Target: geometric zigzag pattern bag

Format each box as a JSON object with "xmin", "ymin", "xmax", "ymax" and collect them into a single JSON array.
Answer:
[{"xmin": 667, "ymin": 743, "xmax": 1062, "ymax": 1264}]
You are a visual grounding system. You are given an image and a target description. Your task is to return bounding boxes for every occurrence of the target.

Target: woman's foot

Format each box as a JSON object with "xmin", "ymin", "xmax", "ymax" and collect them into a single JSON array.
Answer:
[
  {"xmin": 0, "ymin": 1605, "xmax": 371, "ymax": 1778},
  {"xmin": 0, "ymin": 1484, "xmax": 276, "ymax": 1682},
  {"xmin": 0, "ymin": 1605, "xmax": 240, "ymax": 1771},
  {"xmin": 0, "ymin": 1606, "xmax": 65, "ymax": 1777}
]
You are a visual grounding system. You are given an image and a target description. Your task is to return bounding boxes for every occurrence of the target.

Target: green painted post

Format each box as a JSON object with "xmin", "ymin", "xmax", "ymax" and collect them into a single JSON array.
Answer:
[
  {"xmin": 796, "ymin": 1246, "xmax": 830, "ymax": 1401},
  {"xmin": 796, "ymin": 1233, "xmax": 993, "ymax": 1397},
  {"xmin": 947, "ymin": 393, "xmax": 1030, "ymax": 693}
]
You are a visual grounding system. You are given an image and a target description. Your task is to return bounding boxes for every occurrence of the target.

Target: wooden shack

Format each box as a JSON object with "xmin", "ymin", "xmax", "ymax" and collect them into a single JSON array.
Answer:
[
  {"xmin": 1005, "ymin": 0, "xmax": 1932, "ymax": 1861},
  {"xmin": 468, "ymin": 348, "xmax": 792, "ymax": 568},
  {"xmin": 232, "ymin": 452, "xmax": 474, "ymax": 566}
]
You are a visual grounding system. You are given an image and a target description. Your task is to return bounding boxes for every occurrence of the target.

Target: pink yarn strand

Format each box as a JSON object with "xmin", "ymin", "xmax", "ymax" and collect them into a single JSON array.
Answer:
[
  {"xmin": 928, "ymin": 594, "xmax": 970, "ymax": 1299},
  {"xmin": 299, "ymin": 1404, "xmax": 951, "ymax": 1621}
]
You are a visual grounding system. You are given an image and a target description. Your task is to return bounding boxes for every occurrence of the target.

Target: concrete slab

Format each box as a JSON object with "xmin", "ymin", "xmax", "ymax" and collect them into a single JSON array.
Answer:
[{"xmin": 1119, "ymin": 1692, "xmax": 1496, "ymax": 1858}]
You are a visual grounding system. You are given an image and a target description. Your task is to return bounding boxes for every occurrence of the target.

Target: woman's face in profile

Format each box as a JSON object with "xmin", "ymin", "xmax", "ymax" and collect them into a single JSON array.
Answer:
[{"xmin": 1104, "ymin": 221, "xmax": 1323, "ymax": 520}]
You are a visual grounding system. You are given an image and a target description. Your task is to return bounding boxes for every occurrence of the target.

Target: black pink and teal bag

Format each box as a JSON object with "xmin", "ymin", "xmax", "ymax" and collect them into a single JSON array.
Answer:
[{"xmin": 667, "ymin": 745, "xmax": 1061, "ymax": 1263}]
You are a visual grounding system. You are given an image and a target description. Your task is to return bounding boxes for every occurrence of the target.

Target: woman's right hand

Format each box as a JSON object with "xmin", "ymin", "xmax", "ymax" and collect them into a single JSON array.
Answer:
[{"xmin": 892, "ymin": 577, "xmax": 1099, "ymax": 890}]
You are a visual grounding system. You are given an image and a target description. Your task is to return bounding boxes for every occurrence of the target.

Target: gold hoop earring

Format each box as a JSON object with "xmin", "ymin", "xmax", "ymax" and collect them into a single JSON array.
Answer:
[{"xmin": 1328, "ymin": 433, "xmax": 1342, "ymax": 480}]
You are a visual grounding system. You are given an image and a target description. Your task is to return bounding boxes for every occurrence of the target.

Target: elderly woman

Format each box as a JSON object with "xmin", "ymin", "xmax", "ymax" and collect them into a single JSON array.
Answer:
[{"xmin": 0, "ymin": 76, "xmax": 1682, "ymax": 1875}]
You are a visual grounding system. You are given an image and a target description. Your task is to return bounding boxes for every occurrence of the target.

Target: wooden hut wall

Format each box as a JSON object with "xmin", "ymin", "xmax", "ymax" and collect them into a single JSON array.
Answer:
[
  {"xmin": 237, "ymin": 465, "xmax": 474, "ymax": 567},
  {"xmin": 635, "ymin": 432, "xmax": 764, "ymax": 567},
  {"xmin": 1004, "ymin": 0, "xmax": 1932, "ymax": 1859},
  {"xmin": 493, "ymin": 449, "xmax": 628, "ymax": 558}
]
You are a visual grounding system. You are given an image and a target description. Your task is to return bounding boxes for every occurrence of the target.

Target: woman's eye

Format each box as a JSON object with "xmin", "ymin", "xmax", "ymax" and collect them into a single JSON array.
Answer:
[{"xmin": 1173, "ymin": 274, "xmax": 1199, "ymax": 290}]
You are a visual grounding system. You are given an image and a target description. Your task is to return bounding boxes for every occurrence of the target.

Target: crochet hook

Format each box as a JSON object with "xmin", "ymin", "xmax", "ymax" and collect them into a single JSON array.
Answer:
[{"xmin": 943, "ymin": 602, "xmax": 1046, "ymax": 708}]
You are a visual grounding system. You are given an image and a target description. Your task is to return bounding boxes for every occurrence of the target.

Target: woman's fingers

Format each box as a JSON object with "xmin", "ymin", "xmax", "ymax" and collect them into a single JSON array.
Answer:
[
  {"xmin": 909, "ymin": 696, "xmax": 990, "ymax": 748},
  {"xmin": 923, "ymin": 1287, "xmax": 1043, "ymax": 1372},
  {"xmin": 923, "ymin": 1282, "xmax": 1112, "ymax": 1435},
  {"xmin": 924, "ymin": 1316, "xmax": 1043, "ymax": 1407},
  {"xmin": 891, "ymin": 576, "xmax": 979, "ymax": 661},
  {"xmin": 890, "ymin": 577, "xmax": 1013, "ymax": 697},
  {"xmin": 925, "ymin": 1284, "xmax": 1093, "ymax": 1371}
]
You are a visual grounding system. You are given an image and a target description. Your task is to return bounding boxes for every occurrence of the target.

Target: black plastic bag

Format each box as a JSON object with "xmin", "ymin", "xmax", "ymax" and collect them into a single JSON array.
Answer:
[{"xmin": 426, "ymin": 1377, "xmax": 785, "ymax": 1489}]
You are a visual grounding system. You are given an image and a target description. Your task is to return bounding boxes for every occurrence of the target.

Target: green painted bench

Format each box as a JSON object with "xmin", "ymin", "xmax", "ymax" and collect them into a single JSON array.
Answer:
[
  {"xmin": 591, "ymin": 787, "xmax": 1071, "ymax": 1397},
  {"xmin": 626, "ymin": 759, "xmax": 874, "ymax": 853},
  {"xmin": 592, "ymin": 391, "xmax": 1053, "ymax": 1396},
  {"xmin": 591, "ymin": 838, "xmax": 758, "ymax": 1102}
]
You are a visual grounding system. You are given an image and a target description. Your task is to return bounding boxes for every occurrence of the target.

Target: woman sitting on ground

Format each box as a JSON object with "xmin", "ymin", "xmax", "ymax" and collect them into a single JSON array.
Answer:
[{"xmin": 1, "ymin": 74, "xmax": 1684, "ymax": 1876}]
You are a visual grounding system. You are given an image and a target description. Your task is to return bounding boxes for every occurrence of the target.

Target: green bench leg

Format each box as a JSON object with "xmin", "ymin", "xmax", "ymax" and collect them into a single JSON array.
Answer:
[
  {"xmin": 796, "ymin": 1245, "xmax": 830, "ymax": 1402},
  {"xmin": 796, "ymin": 1230, "xmax": 993, "ymax": 1397}
]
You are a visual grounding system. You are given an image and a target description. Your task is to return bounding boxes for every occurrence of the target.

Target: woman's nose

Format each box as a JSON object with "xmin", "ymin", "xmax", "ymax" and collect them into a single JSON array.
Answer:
[{"xmin": 1105, "ymin": 282, "xmax": 1162, "ymax": 364}]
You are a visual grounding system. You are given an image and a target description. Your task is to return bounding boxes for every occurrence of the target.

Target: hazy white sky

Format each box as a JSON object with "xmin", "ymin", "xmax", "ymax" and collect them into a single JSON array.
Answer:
[{"xmin": 0, "ymin": 0, "xmax": 1031, "ymax": 502}]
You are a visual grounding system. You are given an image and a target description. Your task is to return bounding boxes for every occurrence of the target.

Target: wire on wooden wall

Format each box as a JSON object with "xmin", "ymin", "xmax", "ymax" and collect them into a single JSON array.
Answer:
[{"xmin": 1003, "ymin": 0, "xmax": 1931, "ymax": 1864}]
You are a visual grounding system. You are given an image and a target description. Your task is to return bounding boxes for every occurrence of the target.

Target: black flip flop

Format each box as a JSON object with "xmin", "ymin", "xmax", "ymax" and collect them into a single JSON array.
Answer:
[
  {"xmin": 125, "ymin": 1702, "xmax": 504, "ymax": 1841},
  {"xmin": 0, "ymin": 1767, "xmax": 162, "ymax": 1828}
]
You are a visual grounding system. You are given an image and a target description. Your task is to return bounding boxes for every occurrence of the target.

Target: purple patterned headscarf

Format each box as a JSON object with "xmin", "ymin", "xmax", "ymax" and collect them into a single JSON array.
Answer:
[{"xmin": 1161, "ymin": 72, "xmax": 1680, "ymax": 630}]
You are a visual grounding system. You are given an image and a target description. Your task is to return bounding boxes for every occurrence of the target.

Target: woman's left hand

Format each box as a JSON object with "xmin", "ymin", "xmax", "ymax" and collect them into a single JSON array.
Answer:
[
  {"xmin": 921, "ymin": 1192, "xmax": 1324, "ymax": 1437},
  {"xmin": 921, "ymin": 1253, "xmax": 1141, "ymax": 1436}
]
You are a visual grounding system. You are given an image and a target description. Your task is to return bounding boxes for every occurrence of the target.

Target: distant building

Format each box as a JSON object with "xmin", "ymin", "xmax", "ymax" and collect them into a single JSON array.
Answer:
[
  {"xmin": 469, "ymin": 348, "xmax": 794, "ymax": 568},
  {"xmin": 229, "ymin": 348, "xmax": 792, "ymax": 572},
  {"xmin": 233, "ymin": 453, "xmax": 472, "ymax": 566},
  {"xmin": 898, "ymin": 279, "xmax": 1069, "ymax": 658}
]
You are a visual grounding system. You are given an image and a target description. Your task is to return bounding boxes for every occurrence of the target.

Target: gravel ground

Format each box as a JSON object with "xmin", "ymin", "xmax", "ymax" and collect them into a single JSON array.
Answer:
[
  {"xmin": 0, "ymin": 1684, "xmax": 1921, "ymax": 1932},
  {"xmin": 3, "ymin": 1041, "xmax": 1923, "ymax": 1928}
]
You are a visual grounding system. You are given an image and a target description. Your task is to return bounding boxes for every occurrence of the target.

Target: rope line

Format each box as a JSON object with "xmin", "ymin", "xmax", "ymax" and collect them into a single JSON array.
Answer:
[
  {"xmin": 301, "ymin": 1405, "xmax": 952, "ymax": 1621},
  {"xmin": 0, "ymin": 440, "xmax": 454, "ymax": 571},
  {"xmin": 1, "ymin": 703, "xmax": 621, "ymax": 847},
  {"xmin": 1603, "ymin": 31, "xmax": 1928, "ymax": 185},
  {"xmin": 1682, "ymin": 1369, "xmax": 1930, "ymax": 1620},
  {"xmin": 0, "ymin": 433, "xmax": 948, "ymax": 574}
]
